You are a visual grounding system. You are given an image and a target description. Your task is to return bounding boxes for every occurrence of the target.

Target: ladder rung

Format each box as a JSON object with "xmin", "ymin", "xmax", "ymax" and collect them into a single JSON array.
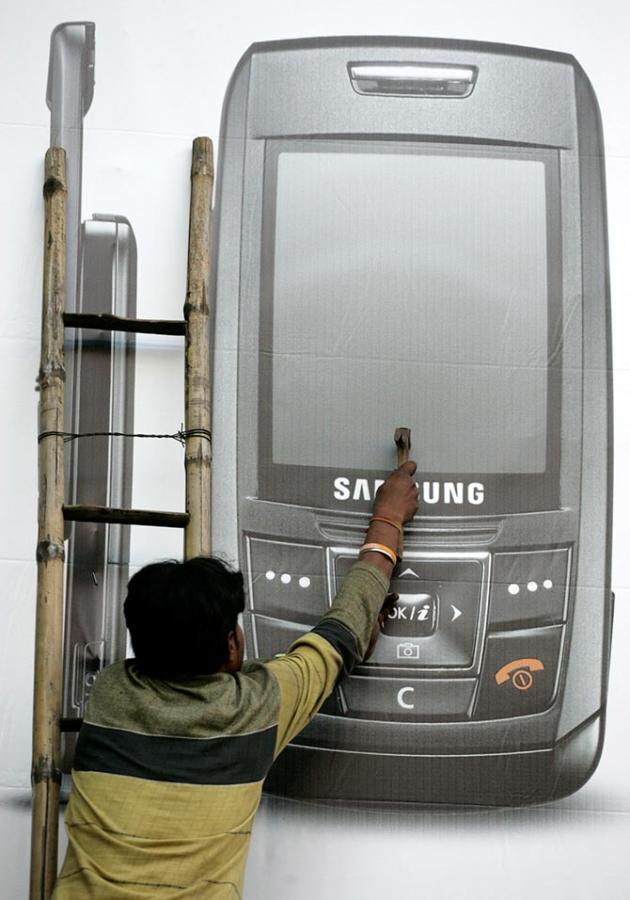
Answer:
[
  {"xmin": 63, "ymin": 505, "xmax": 190, "ymax": 528},
  {"xmin": 63, "ymin": 312, "xmax": 186, "ymax": 336},
  {"xmin": 60, "ymin": 717, "xmax": 83, "ymax": 733}
]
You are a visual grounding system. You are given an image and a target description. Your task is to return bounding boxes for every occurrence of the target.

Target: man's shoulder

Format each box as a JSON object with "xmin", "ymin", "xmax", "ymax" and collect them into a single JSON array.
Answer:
[
  {"xmin": 234, "ymin": 659, "xmax": 283, "ymax": 713},
  {"xmin": 82, "ymin": 660, "xmax": 142, "ymax": 727},
  {"xmin": 86, "ymin": 659, "xmax": 132, "ymax": 698},
  {"xmin": 84, "ymin": 658, "xmax": 283, "ymax": 738}
]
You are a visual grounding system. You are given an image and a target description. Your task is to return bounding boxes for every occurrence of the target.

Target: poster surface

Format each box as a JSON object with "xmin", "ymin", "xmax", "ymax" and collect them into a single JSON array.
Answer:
[{"xmin": 1, "ymin": 1, "xmax": 629, "ymax": 897}]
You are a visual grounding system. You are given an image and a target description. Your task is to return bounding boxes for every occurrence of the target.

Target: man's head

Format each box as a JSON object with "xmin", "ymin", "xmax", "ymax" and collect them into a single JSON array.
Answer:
[{"xmin": 123, "ymin": 556, "xmax": 245, "ymax": 678}]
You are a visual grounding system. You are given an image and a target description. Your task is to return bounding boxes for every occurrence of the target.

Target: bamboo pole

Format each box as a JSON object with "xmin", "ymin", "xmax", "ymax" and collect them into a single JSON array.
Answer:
[
  {"xmin": 30, "ymin": 148, "xmax": 67, "ymax": 900},
  {"xmin": 184, "ymin": 137, "xmax": 213, "ymax": 560}
]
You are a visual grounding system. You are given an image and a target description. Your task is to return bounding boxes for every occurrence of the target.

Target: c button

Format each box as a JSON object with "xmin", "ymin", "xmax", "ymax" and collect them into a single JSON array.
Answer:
[
  {"xmin": 397, "ymin": 686, "xmax": 415, "ymax": 709},
  {"xmin": 340, "ymin": 676, "xmax": 476, "ymax": 722}
]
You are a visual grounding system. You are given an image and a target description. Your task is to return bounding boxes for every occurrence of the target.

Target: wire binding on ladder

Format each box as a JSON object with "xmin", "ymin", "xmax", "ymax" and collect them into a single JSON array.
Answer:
[{"xmin": 37, "ymin": 428, "xmax": 212, "ymax": 445}]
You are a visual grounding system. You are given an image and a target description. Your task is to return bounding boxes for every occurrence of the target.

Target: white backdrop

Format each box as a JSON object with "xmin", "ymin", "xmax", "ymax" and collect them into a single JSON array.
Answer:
[{"xmin": 1, "ymin": 0, "xmax": 629, "ymax": 897}]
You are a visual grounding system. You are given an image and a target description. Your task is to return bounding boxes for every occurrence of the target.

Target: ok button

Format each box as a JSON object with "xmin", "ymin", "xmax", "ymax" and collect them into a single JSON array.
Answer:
[{"xmin": 382, "ymin": 592, "xmax": 438, "ymax": 638}]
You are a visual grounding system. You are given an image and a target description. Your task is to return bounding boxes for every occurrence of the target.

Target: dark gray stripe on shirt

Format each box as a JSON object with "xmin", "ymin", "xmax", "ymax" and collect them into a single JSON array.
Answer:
[
  {"xmin": 74, "ymin": 722, "xmax": 277, "ymax": 785},
  {"xmin": 310, "ymin": 619, "xmax": 360, "ymax": 674}
]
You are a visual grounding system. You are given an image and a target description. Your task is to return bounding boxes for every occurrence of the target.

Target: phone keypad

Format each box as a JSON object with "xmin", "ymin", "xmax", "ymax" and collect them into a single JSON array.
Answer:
[
  {"xmin": 246, "ymin": 537, "xmax": 569, "ymax": 724},
  {"xmin": 340, "ymin": 676, "xmax": 477, "ymax": 722},
  {"xmin": 248, "ymin": 539, "xmax": 328, "ymax": 625},
  {"xmin": 488, "ymin": 550, "xmax": 569, "ymax": 629},
  {"xmin": 253, "ymin": 614, "xmax": 305, "ymax": 659},
  {"xmin": 473, "ymin": 626, "xmax": 563, "ymax": 720}
]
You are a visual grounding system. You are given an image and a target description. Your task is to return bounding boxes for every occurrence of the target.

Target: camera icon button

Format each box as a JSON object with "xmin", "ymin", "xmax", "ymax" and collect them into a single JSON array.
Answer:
[{"xmin": 396, "ymin": 641, "xmax": 421, "ymax": 660}]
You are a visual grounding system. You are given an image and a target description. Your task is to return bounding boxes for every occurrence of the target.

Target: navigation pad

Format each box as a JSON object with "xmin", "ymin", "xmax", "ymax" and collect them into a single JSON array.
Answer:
[{"xmin": 334, "ymin": 556, "xmax": 484, "ymax": 670}]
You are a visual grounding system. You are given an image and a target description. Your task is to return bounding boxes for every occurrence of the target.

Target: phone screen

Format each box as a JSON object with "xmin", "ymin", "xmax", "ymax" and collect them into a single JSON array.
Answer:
[{"xmin": 268, "ymin": 146, "xmax": 549, "ymax": 475}]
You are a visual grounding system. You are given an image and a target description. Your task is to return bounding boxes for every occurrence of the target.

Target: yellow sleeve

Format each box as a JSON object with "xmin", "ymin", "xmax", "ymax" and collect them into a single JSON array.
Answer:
[
  {"xmin": 265, "ymin": 560, "xmax": 390, "ymax": 757},
  {"xmin": 266, "ymin": 633, "xmax": 344, "ymax": 757}
]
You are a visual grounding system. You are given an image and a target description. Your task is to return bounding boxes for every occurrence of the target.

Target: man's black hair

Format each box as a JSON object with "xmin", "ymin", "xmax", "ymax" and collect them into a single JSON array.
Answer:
[{"xmin": 123, "ymin": 556, "xmax": 245, "ymax": 678}]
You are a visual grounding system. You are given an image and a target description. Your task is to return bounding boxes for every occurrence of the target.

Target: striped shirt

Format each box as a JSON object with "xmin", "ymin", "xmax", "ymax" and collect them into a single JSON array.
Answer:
[{"xmin": 52, "ymin": 561, "xmax": 389, "ymax": 899}]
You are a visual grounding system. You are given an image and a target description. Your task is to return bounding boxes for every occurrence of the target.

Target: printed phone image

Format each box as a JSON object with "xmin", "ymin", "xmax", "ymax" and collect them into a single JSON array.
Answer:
[
  {"xmin": 210, "ymin": 37, "xmax": 613, "ymax": 804},
  {"xmin": 47, "ymin": 24, "xmax": 137, "ymax": 766},
  {"xmin": 61, "ymin": 214, "xmax": 137, "ymax": 731}
]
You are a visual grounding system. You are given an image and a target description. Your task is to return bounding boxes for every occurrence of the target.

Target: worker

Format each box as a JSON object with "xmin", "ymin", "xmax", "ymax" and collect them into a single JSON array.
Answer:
[{"xmin": 52, "ymin": 460, "xmax": 419, "ymax": 899}]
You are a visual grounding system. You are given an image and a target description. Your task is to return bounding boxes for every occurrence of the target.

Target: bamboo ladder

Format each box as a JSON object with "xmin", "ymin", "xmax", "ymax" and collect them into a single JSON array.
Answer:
[{"xmin": 31, "ymin": 137, "xmax": 214, "ymax": 900}]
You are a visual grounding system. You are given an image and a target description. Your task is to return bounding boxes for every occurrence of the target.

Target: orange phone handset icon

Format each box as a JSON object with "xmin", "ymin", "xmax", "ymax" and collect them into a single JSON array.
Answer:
[{"xmin": 495, "ymin": 657, "xmax": 545, "ymax": 691}]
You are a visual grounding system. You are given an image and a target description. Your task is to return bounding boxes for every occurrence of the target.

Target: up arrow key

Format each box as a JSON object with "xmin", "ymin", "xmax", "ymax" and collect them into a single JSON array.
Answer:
[
  {"xmin": 450, "ymin": 604, "xmax": 462, "ymax": 622},
  {"xmin": 400, "ymin": 567, "xmax": 419, "ymax": 578}
]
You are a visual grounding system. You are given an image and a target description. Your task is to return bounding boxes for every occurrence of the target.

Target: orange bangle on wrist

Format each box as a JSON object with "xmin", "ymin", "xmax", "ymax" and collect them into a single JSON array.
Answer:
[
  {"xmin": 358, "ymin": 542, "xmax": 398, "ymax": 566},
  {"xmin": 366, "ymin": 517, "xmax": 404, "ymax": 563},
  {"xmin": 369, "ymin": 515, "xmax": 403, "ymax": 537}
]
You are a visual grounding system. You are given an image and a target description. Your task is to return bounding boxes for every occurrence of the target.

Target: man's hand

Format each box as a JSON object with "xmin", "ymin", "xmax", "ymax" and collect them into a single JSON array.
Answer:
[
  {"xmin": 364, "ymin": 593, "xmax": 398, "ymax": 660},
  {"xmin": 373, "ymin": 460, "xmax": 419, "ymax": 527},
  {"xmin": 360, "ymin": 462, "xmax": 419, "ymax": 654}
]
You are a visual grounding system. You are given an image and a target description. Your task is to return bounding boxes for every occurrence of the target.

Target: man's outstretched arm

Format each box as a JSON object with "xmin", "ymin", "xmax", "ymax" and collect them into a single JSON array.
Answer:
[{"xmin": 266, "ymin": 461, "xmax": 419, "ymax": 756}]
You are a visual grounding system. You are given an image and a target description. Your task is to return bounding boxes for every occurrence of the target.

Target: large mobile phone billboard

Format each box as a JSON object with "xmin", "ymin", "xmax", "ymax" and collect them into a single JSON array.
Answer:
[
  {"xmin": 212, "ymin": 38, "xmax": 612, "ymax": 807},
  {"xmin": 0, "ymin": 4, "xmax": 628, "ymax": 898}
]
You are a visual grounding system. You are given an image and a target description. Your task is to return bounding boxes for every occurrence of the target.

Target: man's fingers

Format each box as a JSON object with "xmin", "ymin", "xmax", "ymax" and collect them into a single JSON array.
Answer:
[
  {"xmin": 399, "ymin": 459, "xmax": 417, "ymax": 476},
  {"xmin": 381, "ymin": 593, "xmax": 398, "ymax": 615}
]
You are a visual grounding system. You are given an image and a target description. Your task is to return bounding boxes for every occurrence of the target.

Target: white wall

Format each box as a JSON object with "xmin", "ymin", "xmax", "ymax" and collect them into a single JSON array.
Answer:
[{"xmin": 1, "ymin": 0, "xmax": 629, "ymax": 896}]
